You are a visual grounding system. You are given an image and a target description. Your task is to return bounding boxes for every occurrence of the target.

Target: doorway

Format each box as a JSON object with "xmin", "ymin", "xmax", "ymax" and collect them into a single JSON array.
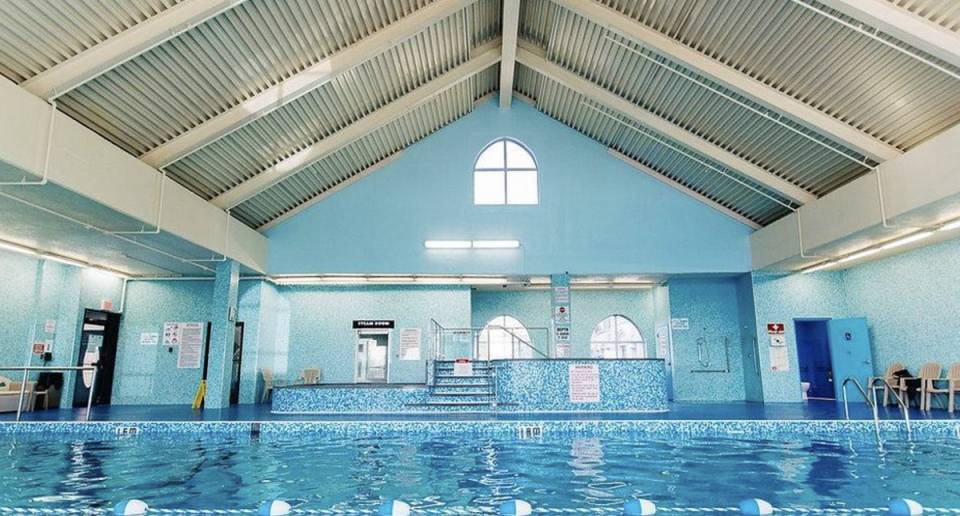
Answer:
[
  {"xmin": 795, "ymin": 319, "xmax": 834, "ymax": 399},
  {"xmin": 73, "ymin": 309, "xmax": 121, "ymax": 407},
  {"xmin": 229, "ymin": 322, "xmax": 244, "ymax": 405},
  {"xmin": 355, "ymin": 330, "xmax": 389, "ymax": 383}
]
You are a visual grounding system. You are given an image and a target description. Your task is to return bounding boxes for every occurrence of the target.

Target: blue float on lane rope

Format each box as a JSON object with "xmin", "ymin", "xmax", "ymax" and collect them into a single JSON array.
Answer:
[
  {"xmin": 114, "ymin": 500, "xmax": 148, "ymax": 515},
  {"xmin": 378, "ymin": 499, "xmax": 411, "ymax": 516},
  {"xmin": 499, "ymin": 499, "xmax": 532, "ymax": 515},
  {"xmin": 623, "ymin": 498, "xmax": 657, "ymax": 515},
  {"xmin": 258, "ymin": 500, "xmax": 291, "ymax": 516},
  {"xmin": 739, "ymin": 498, "xmax": 773, "ymax": 515},
  {"xmin": 889, "ymin": 499, "xmax": 923, "ymax": 515}
]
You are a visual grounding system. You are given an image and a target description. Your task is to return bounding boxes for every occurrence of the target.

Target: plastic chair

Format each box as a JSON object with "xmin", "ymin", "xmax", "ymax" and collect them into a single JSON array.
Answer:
[
  {"xmin": 869, "ymin": 362, "xmax": 905, "ymax": 406},
  {"xmin": 902, "ymin": 362, "xmax": 942, "ymax": 411},
  {"xmin": 926, "ymin": 363, "xmax": 960, "ymax": 413},
  {"xmin": 298, "ymin": 368, "xmax": 321, "ymax": 385},
  {"xmin": 260, "ymin": 368, "xmax": 283, "ymax": 404}
]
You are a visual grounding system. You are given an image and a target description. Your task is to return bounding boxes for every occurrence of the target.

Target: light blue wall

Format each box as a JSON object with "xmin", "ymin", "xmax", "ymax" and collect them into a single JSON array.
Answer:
[
  {"xmin": 114, "ymin": 280, "xmax": 214, "ymax": 405},
  {"xmin": 278, "ymin": 285, "xmax": 471, "ymax": 384},
  {"xmin": 470, "ymin": 288, "xmax": 656, "ymax": 358},
  {"xmin": 267, "ymin": 99, "xmax": 753, "ymax": 275},
  {"xmin": 749, "ymin": 271, "xmax": 849, "ymax": 402},
  {"xmin": 0, "ymin": 248, "xmax": 123, "ymax": 404},
  {"xmin": 667, "ymin": 278, "xmax": 748, "ymax": 401},
  {"xmin": 842, "ymin": 238, "xmax": 960, "ymax": 375}
]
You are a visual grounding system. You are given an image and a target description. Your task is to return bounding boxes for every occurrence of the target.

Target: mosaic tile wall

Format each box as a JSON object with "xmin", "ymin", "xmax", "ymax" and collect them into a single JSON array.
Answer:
[
  {"xmin": 667, "ymin": 278, "xmax": 750, "ymax": 401},
  {"xmin": 471, "ymin": 289, "xmax": 657, "ymax": 358},
  {"xmin": 272, "ymin": 384, "xmax": 429, "ymax": 413},
  {"xmin": 495, "ymin": 359, "xmax": 668, "ymax": 412}
]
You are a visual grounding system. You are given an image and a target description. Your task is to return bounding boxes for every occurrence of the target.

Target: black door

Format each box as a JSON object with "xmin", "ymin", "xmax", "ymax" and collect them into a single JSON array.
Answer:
[
  {"xmin": 229, "ymin": 322, "xmax": 244, "ymax": 405},
  {"xmin": 73, "ymin": 310, "xmax": 121, "ymax": 407}
]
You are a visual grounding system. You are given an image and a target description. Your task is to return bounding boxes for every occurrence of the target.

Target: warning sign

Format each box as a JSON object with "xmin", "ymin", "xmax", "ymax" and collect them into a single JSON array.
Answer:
[
  {"xmin": 568, "ymin": 363, "xmax": 600, "ymax": 403},
  {"xmin": 767, "ymin": 323, "xmax": 785, "ymax": 335}
]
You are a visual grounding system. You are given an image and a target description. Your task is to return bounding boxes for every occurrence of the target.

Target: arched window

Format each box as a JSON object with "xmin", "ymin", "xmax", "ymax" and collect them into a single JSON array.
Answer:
[
  {"xmin": 478, "ymin": 315, "xmax": 534, "ymax": 359},
  {"xmin": 473, "ymin": 138, "xmax": 539, "ymax": 205},
  {"xmin": 590, "ymin": 315, "xmax": 645, "ymax": 359}
]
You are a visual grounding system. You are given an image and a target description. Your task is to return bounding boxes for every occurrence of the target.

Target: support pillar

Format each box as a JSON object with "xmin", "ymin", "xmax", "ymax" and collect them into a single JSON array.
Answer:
[{"xmin": 204, "ymin": 259, "xmax": 239, "ymax": 409}]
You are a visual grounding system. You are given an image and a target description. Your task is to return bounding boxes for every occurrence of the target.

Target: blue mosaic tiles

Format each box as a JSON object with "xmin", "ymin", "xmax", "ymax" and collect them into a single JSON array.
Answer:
[{"xmin": 273, "ymin": 384, "xmax": 429, "ymax": 413}]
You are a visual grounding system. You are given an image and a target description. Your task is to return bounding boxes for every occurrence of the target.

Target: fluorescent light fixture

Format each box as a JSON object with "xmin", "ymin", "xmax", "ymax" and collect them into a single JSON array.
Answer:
[
  {"xmin": 879, "ymin": 231, "xmax": 934, "ymax": 251},
  {"xmin": 425, "ymin": 240, "xmax": 471, "ymax": 249},
  {"xmin": 414, "ymin": 276, "xmax": 461, "ymax": 284},
  {"xmin": 938, "ymin": 219, "xmax": 960, "ymax": 232},
  {"xmin": 838, "ymin": 248, "xmax": 880, "ymax": 264},
  {"xmin": 367, "ymin": 276, "xmax": 415, "ymax": 283},
  {"xmin": 467, "ymin": 277, "xmax": 509, "ymax": 285},
  {"xmin": 0, "ymin": 240, "xmax": 37, "ymax": 256},
  {"xmin": 527, "ymin": 276, "xmax": 551, "ymax": 285},
  {"xmin": 42, "ymin": 253, "xmax": 88, "ymax": 268},
  {"xmin": 801, "ymin": 261, "xmax": 835, "ymax": 274},
  {"xmin": 471, "ymin": 240, "xmax": 520, "ymax": 249}
]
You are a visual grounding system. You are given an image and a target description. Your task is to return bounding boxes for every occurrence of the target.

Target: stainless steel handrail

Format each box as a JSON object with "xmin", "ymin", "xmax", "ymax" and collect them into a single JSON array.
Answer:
[
  {"xmin": 869, "ymin": 377, "xmax": 912, "ymax": 436},
  {"xmin": 0, "ymin": 366, "xmax": 97, "ymax": 422},
  {"xmin": 842, "ymin": 377, "xmax": 881, "ymax": 443}
]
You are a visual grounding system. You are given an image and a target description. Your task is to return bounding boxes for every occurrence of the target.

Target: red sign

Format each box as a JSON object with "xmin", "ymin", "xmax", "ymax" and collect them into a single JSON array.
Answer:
[
  {"xmin": 32, "ymin": 342, "xmax": 46, "ymax": 354},
  {"xmin": 766, "ymin": 323, "xmax": 785, "ymax": 335}
]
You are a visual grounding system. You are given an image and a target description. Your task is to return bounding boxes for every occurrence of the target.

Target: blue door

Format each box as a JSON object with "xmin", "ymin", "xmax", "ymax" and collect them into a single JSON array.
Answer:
[
  {"xmin": 795, "ymin": 320, "xmax": 834, "ymax": 399},
  {"xmin": 827, "ymin": 318, "xmax": 874, "ymax": 401}
]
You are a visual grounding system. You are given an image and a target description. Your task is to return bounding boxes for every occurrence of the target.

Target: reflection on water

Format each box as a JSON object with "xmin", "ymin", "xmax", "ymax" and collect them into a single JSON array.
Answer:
[{"xmin": 1, "ymin": 434, "xmax": 959, "ymax": 511}]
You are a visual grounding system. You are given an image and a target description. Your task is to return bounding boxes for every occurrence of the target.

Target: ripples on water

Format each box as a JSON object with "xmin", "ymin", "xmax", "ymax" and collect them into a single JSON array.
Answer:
[{"xmin": 2, "ymin": 434, "xmax": 959, "ymax": 511}]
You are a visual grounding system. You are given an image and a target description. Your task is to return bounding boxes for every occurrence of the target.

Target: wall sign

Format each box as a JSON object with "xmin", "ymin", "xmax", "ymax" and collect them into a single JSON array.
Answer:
[
  {"xmin": 140, "ymin": 332, "xmax": 159, "ymax": 346},
  {"xmin": 766, "ymin": 323, "xmax": 785, "ymax": 335},
  {"xmin": 671, "ymin": 318, "xmax": 690, "ymax": 330},
  {"xmin": 655, "ymin": 324, "xmax": 670, "ymax": 359},
  {"xmin": 770, "ymin": 346, "xmax": 790, "ymax": 372},
  {"xmin": 569, "ymin": 363, "xmax": 600, "ymax": 403},
  {"xmin": 163, "ymin": 322, "xmax": 181, "ymax": 346},
  {"xmin": 398, "ymin": 328, "xmax": 422, "ymax": 361},
  {"xmin": 44, "ymin": 319, "xmax": 57, "ymax": 335},
  {"xmin": 32, "ymin": 342, "xmax": 47, "ymax": 354},
  {"xmin": 551, "ymin": 274, "xmax": 572, "ymax": 358},
  {"xmin": 453, "ymin": 359, "xmax": 473, "ymax": 377},
  {"xmin": 176, "ymin": 322, "xmax": 204, "ymax": 369},
  {"xmin": 353, "ymin": 320, "xmax": 395, "ymax": 329}
]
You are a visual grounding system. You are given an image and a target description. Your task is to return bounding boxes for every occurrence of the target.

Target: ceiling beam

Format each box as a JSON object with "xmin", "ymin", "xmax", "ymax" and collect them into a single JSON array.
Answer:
[
  {"xmin": 140, "ymin": 0, "xmax": 478, "ymax": 169},
  {"xmin": 609, "ymin": 149, "xmax": 762, "ymax": 230},
  {"xmin": 498, "ymin": 0, "xmax": 521, "ymax": 108},
  {"xmin": 212, "ymin": 41, "xmax": 502, "ymax": 209},
  {"xmin": 20, "ymin": 0, "xmax": 244, "ymax": 100},
  {"xmin": 516, "ymin": 44, "xmax": 816, "ymax": 205},
  {"xmin": 818, "ymin": 0, "xmax": 960, "ymax": 71},
  {"xmin": 551, "ymin": 0, "xmax": 902, "ymax": 163}
]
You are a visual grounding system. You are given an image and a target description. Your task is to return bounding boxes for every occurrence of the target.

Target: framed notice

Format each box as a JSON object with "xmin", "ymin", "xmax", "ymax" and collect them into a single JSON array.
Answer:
[
  {"xmin": 770, "ymin": 346, "xmax": 790, "ymax": 372},
  {"xmin": 140, "ymin": 332, "xmax": 159, "ymax": 346},
  {"xmin": 176, "ymin": 322, "xmax": 204, "ymax": 369},
  {"xmin": 163, "ymin": 322, "xmax": 181, "ymax": 346},
  {"xmin": 569, "ymin": 363, "xmax": 600, "ymax": 403},
  {"xmin": 399, "ymin": 328, "xmax": 422, "ymax": 361}
]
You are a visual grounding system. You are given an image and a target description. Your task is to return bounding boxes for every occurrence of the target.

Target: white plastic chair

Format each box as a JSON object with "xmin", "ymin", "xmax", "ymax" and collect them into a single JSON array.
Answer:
[
  {"xmin": 903, "ymin": 362, "xmax": 942, "ymax": 411},
  {"xmin": 868, "ymin": 362, "xmax": 905, "ymax": 406},
  {"xmin": 926, "ymin": 363, "xmax": 960, "ymax": 413},
  {"xmin": 298, "ymin": 368, "xmax": 321, "ymax": 385}
]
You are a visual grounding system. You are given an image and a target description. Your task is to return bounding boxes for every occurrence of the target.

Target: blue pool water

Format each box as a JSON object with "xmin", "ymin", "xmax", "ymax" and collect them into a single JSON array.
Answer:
[{"xmin": 2, "ymin": 432, "xmax": 960, "ymax": 512}]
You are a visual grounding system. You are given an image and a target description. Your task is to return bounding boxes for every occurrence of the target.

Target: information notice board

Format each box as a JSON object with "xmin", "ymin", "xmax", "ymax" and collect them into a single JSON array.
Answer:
[
  {"xmin": 176, "ymin": 322, "xmax": 204, "ymax": 369},
  {"xmin": 568, "ymin": 363, "xmax": 600, "ymax": 403}
]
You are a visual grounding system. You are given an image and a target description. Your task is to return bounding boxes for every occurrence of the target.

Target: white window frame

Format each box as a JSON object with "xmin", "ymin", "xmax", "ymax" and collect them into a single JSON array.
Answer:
[
  {"xmin": 473, "ymin": 137, "xmax": 539, "ymax": 205},
  {"xmin": 590, "ymin": 315, "xmax": 646, "ymax": 359}
]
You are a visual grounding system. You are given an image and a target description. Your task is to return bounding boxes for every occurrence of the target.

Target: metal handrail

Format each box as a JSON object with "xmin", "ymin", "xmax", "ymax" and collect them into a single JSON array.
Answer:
[
  {"xmin": 842, "ymin": 377, "xmax": 881, "ymax": 443},
  {"xmin": 491, "ymin": 325, "xmax": 549, "ymax": 359},
  {"xmin": 868, "ymin": 377, "xmax": 912, "ymax": 436},
  {"xmin": 0, "ymin": 366, "xmax": 97, "ymax": 422}
]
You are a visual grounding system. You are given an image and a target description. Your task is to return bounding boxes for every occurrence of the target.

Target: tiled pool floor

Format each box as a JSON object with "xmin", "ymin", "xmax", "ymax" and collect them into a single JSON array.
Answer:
[{"xmin": 2, "ymin": 399, "xmax": 957, "ymax": 423}]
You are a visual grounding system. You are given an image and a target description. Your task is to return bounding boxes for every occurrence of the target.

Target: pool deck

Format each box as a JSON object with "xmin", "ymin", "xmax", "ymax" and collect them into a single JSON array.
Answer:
[{"xmin": 2, "ymin": 399, "xmax": 958, "ymax": 423}]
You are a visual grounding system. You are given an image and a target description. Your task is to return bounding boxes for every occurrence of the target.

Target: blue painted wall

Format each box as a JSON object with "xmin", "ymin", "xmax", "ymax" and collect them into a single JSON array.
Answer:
[
  {"xmin": 470, "ymin": 288, "xmax": 656, "ymax": 358},
  {"xmin": 266, "ymin": 99, "xmax": 753, "ymax": 275},
  {"xmin": 842, "ymin": 238, "xmax": 960, "ymax": 376},
  {"xmin": 668, "ymin": 278, "xmax": 749, "ymax": 401}
]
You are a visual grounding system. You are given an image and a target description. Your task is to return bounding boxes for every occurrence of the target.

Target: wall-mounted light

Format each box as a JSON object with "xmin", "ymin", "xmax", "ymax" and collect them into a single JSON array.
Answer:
[
  {"xmin": 0, "ymin": 238, "xmax": 129, "ymax": 278},
  {"xmin": 424, "ymin": 240, "xmax": 471, "ymax": 249},
  {"xmin": 0, "ymin": 240, "xmax": 37, "ymax": 256},
  {"xmin": 879, "ymin": 231, "xmax": 933, "ymax": 250},
  {"xmin": 938, "ymin": 219, "xmax": 960, "ymax": 232},
  {"xmin": 836, "ymin": 248, "xmax": 879, "ymax": 264},
  {"xmin": 424, "ymin": 240, "xmax": 520, "ymax": 249}
]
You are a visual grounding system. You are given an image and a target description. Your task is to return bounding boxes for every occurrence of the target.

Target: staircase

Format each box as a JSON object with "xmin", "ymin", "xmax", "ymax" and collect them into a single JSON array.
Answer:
[{"xmin": 406, "ymin": 360, "xmax": 502, "ymax": 411}]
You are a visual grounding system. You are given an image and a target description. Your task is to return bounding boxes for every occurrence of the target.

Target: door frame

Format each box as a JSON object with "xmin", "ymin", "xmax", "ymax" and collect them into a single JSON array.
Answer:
[
  {"xmin": 73, "ymin": 309, "xmax": 121, "ymax": 407},
  {"xmin": 229, "ymin": 322, "xmax": 244, "ymax": 405},
  {"xmin": 794, "ymin": 317, "xmax": 834, "ymax": 400},
  {"xmin": 354, "ymin": 329, "xmax": 391, "ymax": 383}
]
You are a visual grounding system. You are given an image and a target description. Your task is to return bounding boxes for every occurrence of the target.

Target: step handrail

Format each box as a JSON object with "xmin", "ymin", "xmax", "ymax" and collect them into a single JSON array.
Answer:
[
  {"xmin": 868, "ymin": 377, "xmax": 912, "ymax": 437},
  {"xmin": 842, "ymin": 377, "xmax": 881, "ymax": 443},
  {"xmin": 0, "ymin": 365, "xmax": 97, "ymax": 422}
]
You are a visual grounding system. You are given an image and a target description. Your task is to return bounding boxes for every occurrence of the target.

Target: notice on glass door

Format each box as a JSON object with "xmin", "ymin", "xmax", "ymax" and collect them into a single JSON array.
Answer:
[
  {"xmin": 176, "ymin": 322, "xmax": 204, "ymax": 369},
  {"xmin": 770, "ymin": 345, "xmax": 790, "ymax": 372},
  {"xmin": 569, "ymin": 363, "xmax": 600, "ymax": 403}
]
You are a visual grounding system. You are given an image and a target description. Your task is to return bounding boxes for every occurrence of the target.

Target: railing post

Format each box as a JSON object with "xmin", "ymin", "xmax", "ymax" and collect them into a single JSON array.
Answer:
[
  {"xmin": 15, "ymin": 368, "xmax": 29, "ymax": 422},
  {"xmin": 85, "ymin": 367, "xmax": 98, "ymax": 422}
]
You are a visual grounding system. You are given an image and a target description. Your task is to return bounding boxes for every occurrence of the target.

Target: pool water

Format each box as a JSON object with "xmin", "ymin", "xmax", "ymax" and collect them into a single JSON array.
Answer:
[{"xmin": 2, "ymin": 433, "xmax": 959, "ymax": 512}]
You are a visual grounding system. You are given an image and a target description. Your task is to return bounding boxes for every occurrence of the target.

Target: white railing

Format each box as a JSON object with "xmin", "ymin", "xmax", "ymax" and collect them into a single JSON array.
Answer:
[{"xmin": 0, "ymin": 366, "xmax": 97, "ymax": 422}]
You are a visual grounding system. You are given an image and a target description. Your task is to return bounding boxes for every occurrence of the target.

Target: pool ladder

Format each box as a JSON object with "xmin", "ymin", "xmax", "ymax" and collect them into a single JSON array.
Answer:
[{"xmin": 842, "ymin": 377, "xmax": 911, "ymax": 444}]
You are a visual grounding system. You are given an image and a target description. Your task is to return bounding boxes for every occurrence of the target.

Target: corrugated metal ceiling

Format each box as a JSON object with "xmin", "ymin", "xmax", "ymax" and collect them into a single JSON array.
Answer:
[{"xmin": 0, "ymin": 0, "xmax": 957, "ymax": 231}]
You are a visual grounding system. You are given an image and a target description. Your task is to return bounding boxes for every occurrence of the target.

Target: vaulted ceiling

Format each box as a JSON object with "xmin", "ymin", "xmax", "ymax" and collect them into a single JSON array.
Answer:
[{"xmin": 1, "ymin": 0, "xmax": 958, "ymax": 230}]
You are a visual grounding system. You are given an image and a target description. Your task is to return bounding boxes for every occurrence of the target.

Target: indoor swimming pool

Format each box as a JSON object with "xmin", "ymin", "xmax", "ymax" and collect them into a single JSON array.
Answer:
[{"xmin": 2, "ymin": 429, "xmax": 959, "ymax": 513}]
